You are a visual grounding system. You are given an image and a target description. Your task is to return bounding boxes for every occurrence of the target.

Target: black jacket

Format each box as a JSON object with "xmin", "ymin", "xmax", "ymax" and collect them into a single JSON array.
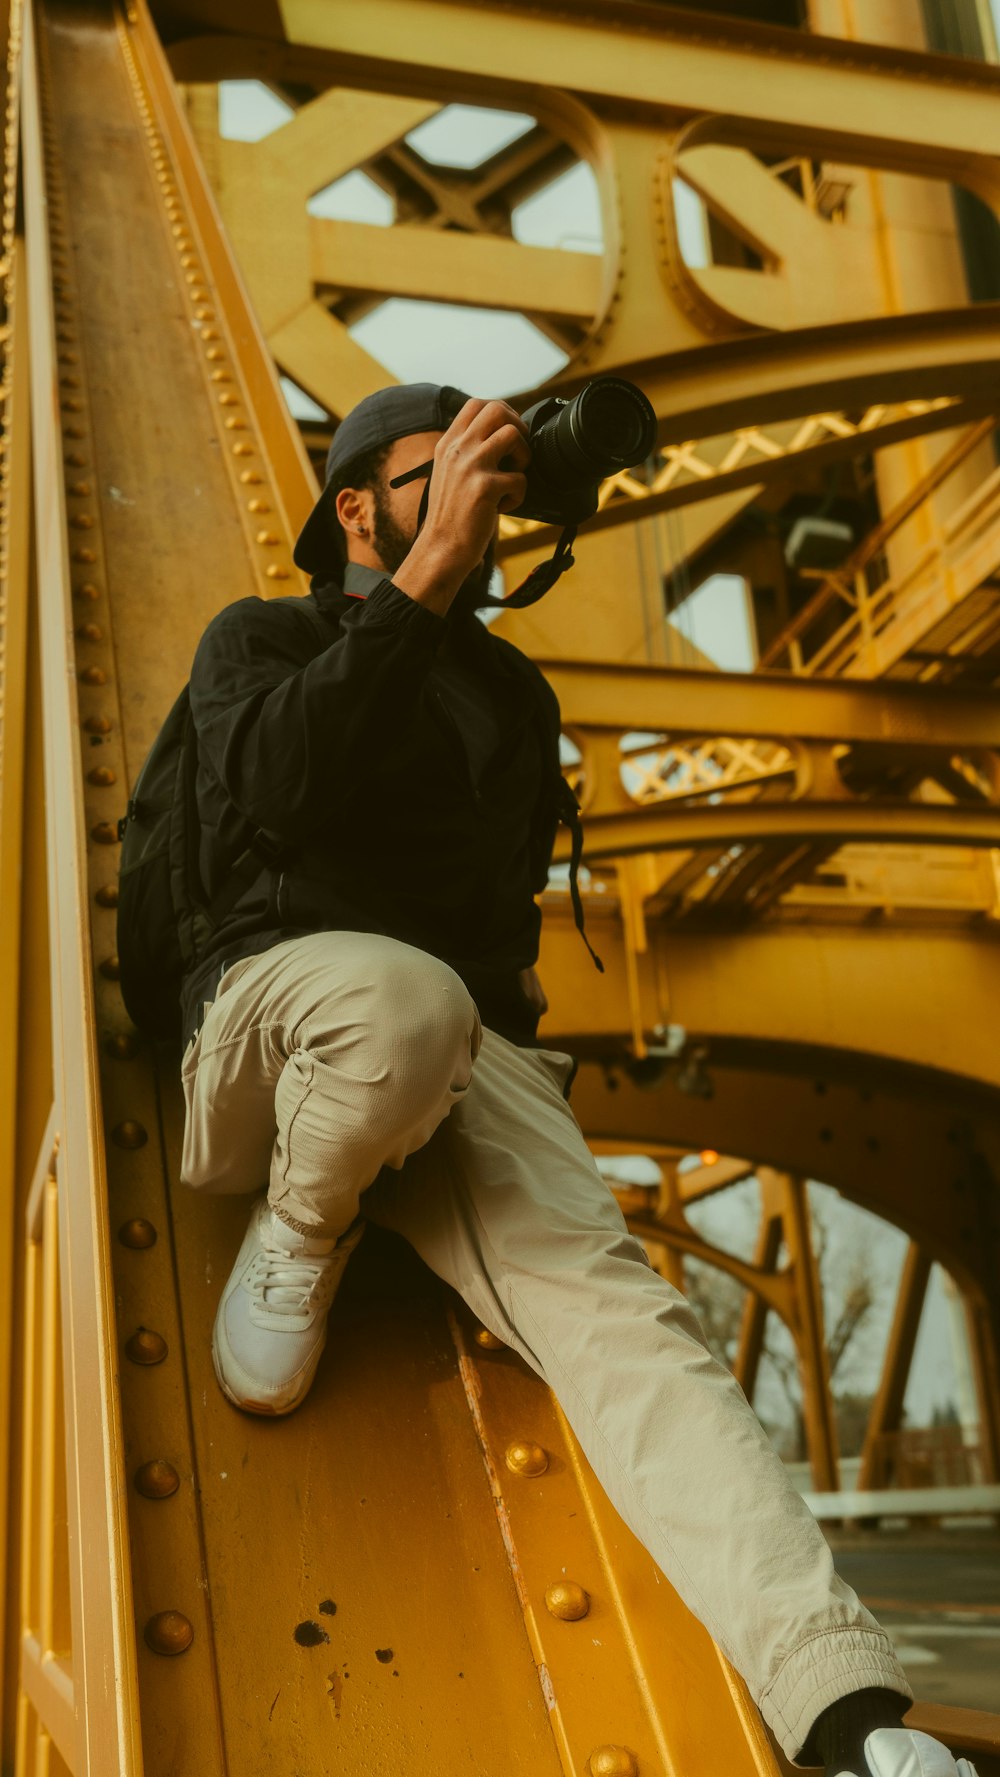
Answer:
[{"xmin": 179, "ymin": 574, "xmax": 565, "ymax": 1049}]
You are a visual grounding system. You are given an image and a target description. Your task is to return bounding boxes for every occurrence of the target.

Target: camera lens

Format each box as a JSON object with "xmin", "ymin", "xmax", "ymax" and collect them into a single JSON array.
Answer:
[{"xmin": 573, "ymin": 380, "xmax": 655, "ymax": 467}]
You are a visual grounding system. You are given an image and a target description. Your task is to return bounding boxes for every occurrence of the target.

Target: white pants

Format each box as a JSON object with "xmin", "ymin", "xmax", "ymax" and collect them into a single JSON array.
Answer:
[{"xmin": 179, "ymin": 929, "xmax": 911, "ymax": 1762}]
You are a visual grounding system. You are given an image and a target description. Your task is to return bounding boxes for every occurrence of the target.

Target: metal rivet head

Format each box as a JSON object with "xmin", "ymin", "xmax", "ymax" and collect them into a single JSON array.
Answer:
[
  {"xmin": 265, "ymin": 564, "xmax": 290, "ymax": 579},
  {"xmin": 95, "ymin": 882, "xmax": 119, "ymax": 907},
  {"xmin": 255, "ymin": 530, "xmax": 279, "ymax": 545},
  {"xmin": 199, "ymin": 326, "xmax": 220, "ymax": 341},
  {"xmin": 474, "ymin": 1327, "xmax": 505, "ymax": 1350},
  {"xmin": 80, "ymin": 665, "xmax": 106, "ymax": 685},
  {"xmin": 217, "ymin": 392, "xmax": 238, "ymax": 406},
  {"xmin": 238, "ymin": 470, "xmax": 263, "ymax": 484},
  {"xmin": 205, "ymin": 348, "xmax": 224, "ymax": 362},
  {"xmin": 224, "ymin": 417, "xmax": 248, "ymax": 430},
  {"xmin": 247, "ymin": 498, "xmax": 270, "ymax": 513},
  {"xmin": 588, "ymin": 1750, "xmax": 638, "ymax": 1777},
  {"xmin": 231, "ymin": 443, "xmax": 253, "ymax": 456},
  {"xmin": 71, "ymin": 546, "xmax": 97, "ymax": 563},
  {"xmin": 144, "ymin": 1610, "xmax": 192, "ymax": 1655},
  {"xmin": 74, "ymin": 582, "xmax": 100, "ymax": 600},
  {"xmin": 99, "ymin": 954, "xmax": 120, "ymax": 979},
  {"xmin": 505, "ymin": 1441, "xmax": 548, "ymax": 1478},
  {"xmin": 126, "ymin": 1327, "xmax": 167, "ymax": 1365},
  {"xmin": 135, "ymin": 1459, "xmax": 180, "ymax": 1499},
  {"xmin": 119, "ymin": 1217, "xmax": 157, "ymax": 1248},
  {"xmin": 83, "ymin": 714, "xmax": 111, "ymax": 733},
  {"xmin": 113, "ymin": 1119, "xmax": 147, "ymax": 1149},
  {"xmin": 210, "ymin": 370, "xmax": 231, "ymax": 384},
  {"xmin": 545, "ymin": 1582, "xmax": 590, "ymax": 1621},
  {"xmin": 87, "ymin": 764, "xmax": 116, "ymax": 785},
  {"xmin": 105, "ymin": 1031, "xmax": 137, "ymax": 1060},
  {"xmin": 91, "ymin": 820, "xmax": 119, "ymax": 844},
  {"xmin": 69, "ymin": 512, "xmax": 94, "ymax": 528},
  {"xmin": 68, "ymin": 478, "xmax": 91, "ymax": 494},
  {"xmin": 77, "ymin": 622, "xmax": 103, "ymax": 642}
]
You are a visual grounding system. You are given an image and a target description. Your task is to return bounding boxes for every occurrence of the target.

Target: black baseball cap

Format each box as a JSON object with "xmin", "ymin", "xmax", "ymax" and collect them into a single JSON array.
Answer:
[{"xmin": 293, "ymin": 381, "xmax": 471, "ymax": 575}]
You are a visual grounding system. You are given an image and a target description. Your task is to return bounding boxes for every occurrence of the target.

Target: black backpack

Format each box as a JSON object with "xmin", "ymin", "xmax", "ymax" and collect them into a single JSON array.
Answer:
[{"xmin": 115, "ymin": 684, "xmax": 286, "ymax": 1042}]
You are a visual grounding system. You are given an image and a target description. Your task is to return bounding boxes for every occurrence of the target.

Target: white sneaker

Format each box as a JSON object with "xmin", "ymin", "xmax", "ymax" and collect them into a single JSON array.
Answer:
[
  {"xmin": 833, "ymin": 1729, "xmax": 978, "ymax": 1776},
  {"xmin": 212, "ymin": 1194, "xmax": 365, "ymax": 1416}
]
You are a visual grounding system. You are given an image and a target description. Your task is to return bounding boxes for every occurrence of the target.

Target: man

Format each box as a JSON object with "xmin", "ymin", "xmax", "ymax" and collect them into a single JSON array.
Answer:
[{"xmin": 178, "ymin": 383, "xmax": 973, "ymax": 1777}]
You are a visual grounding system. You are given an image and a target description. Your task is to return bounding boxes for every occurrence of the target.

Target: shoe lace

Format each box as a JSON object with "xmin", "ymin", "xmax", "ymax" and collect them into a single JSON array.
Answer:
[{"xmin": 248, "ymin": 1246, "xmax": 336, "ymax": 1317}]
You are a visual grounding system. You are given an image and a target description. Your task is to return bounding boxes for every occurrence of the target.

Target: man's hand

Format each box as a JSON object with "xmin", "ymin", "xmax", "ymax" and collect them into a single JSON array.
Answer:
[
  {"xmin": 394, "ymin": 399, "xmax": 530, "ymax": 616},
  {"xmin": 518, "ymin": 966, "xmax": 548, "ymax": 1018}
]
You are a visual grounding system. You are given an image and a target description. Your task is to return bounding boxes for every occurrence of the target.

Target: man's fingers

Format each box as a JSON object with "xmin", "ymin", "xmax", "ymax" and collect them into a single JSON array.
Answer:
[
  {"xmin": 462, "ymin": 397, "xmax": 529, "ymax": 449},
  {"xmin": 493, "ymin": 470, "xmax": 527, "ymax": 513},
  {"xmin": 481, "ymin": 422, "xmax": 531, "ymax": 471}
]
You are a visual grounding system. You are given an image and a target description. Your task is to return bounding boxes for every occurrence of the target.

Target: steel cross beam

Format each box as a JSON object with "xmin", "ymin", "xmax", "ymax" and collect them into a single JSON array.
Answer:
[{"xmin": 542, "ymin": 659, "xmax": 1000, "ymax": 749}]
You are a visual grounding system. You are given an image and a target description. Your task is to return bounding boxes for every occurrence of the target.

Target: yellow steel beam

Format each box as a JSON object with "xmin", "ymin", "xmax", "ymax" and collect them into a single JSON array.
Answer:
[
  {"xmin": 557, "ymin": 801, "xmax": 1000, "ymax": 867},
  {"xmin": 543, "ymin": 658, "xmax": 1000, "ymax": 749},
  {"xmin": 0, "ymin": 227, "xmax": 30, "ymax": 1737},
  {"xmin": 181, "ymin": 0, "xmax": 1000, "ymax": 173},
  {"xmin": 21, "ymin": 0, "xmax": 142, "ymax": 1766},
  {"xmin": 855, "ymin": 1243, "xmax": 932, "ymax": 1494},
  {"xmin": 539, "ymin": 908, "xmax": 1000, "ymax": 1094},
  {"xmin": 309, "ymin": 215, "xmax": 602, "ymax": 319}
]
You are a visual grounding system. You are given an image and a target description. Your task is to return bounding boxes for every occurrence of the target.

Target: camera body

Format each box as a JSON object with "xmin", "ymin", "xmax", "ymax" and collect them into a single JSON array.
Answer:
[{"xmin": 504, "ymin": 376, "xmax": 658, "ymax": 527}]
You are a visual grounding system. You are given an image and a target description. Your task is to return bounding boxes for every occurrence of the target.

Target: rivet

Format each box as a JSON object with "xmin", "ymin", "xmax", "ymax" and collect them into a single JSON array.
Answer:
[
  {"xmin": 75, "ymin": 582, "xmax": 100, "ymax": 601},
  {"xmin": 170, "ymin": 224, "xmax": 185, "ymax": 238},
  {"xmin": 190, "ymin": 289, "xmax": 210, "ymax": 303},
  {"xmin": 195, "ymin": 308, "xmax": 216, "ymax": 322},
  {"xmin": 64, "ymin": 426, "xmax": 86, "ymax": 440},
  {"xmin": 247, "ymin": 499, "xmax": 270, "ymax": 513},
  {"xmin": 505, "ymin": 1441, "xmax": 548, "ymax": 1478},
  {"xmin": 69, "ymin": 512, "xmax": 94, "ymax": 528},
  {"xmin": 545, "ymin": 1582, "xmax": 590, "ymax": 1621},
  {"xmin": 64, "ymin": 453, "xmax": 87, "ymax": 468},
  {"xmin": 83, "ymin": 714, "xmax": 111, "ymax": 734},
  {"xmin": 96, "ymin": 882, "xmax": 119, "ymax": 907},
  {"xmin": 126, "ymin": 1327, "xmax": 167, "ymax": 1365},
  {"xmin": 72, "ymin": 547, "xmax": 98, "ymax": 563},
  {"xmin": 61, "ymin": 398, "xmax": 84, "ymax": 412},
  {"xmin": 144, "ymin": 1611, "xmax": 192, "ymax": 1655},
  {"xmin": 265, "ymin": 564, "xmax": 290, "ymax": 579},
  {"xmin": 232, "ymin": 443, "xmax": 254, "ymax": 457},
  {"xmin": 255, "ymin": 529, "xmax": 279, "ymax": 545},
  {"xmin": 179, "ymin": 254, "xmax": 198, "ymax": 270},
  {"xmin": 68, "ymin": 479, "xmax": 91, "ymax": 494},
  {"xmin": 77, "ymin": 621, "xmax": 103, "ymax": 642},
  {"xmin": 87, "ymin": 764, "xmax": 116, "ymax": 785},
  {"xmin": 80, "ymin": 666, "xmax": 107, "ymax": 686},
  {"xmin": 224, "ymin": 417, "xmax": 247, "ymax": 430},
  {"xmin": 59, "ymin": 373, "xmax": 80, "ymax": 388},
  {"xmin": 209, "ymin": 370, "xmax": 231, "ymax": 383},
  {"xmin": 218, "ymin": 392, "xmax": 238, "ymax": 406},
  {"xmin": 205, "ymin": 348, "xmax": 224, "ymax": 362},
  {"xmin": 135, "ymin": 1459, "xmax": 179, "ymax": 1499},
  {"xmin": 113, "ymin": 1119, "xmax": 147, "ymax": 1149},
  {"xmin": 90, "ymin": 821, "xmax": 119, "ymax": 845},
  {"xmin": 588, "ymin": 1751, "xmax": 638, "ymax": 1776},
  {"xmin": 199, "ymin": 327, "xmax": 220, "ymax": 341},
  {"xmin": 105, "ymin": 1031, "xmax": 136, "ymax": 1060},
  {"xmin": 238, "ymin": 470, "xmax": 263, "ymax": 484},
  {"xmin": 474, "ymin": 1327, "xmax": 505, "ymax": 1350},
  {"xmin": 99, "ymin": 954, "xmax": 120, "ymax": 979},
  {"xmin": 119, "ymin": 1217, "xmax": 157, "ymax": 1248}
]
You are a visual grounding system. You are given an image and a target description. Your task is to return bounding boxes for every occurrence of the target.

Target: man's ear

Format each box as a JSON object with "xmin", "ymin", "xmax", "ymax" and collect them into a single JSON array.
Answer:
[{"xmin": 335, "ymin": 484, "xmax": 369, "ymax": 534}]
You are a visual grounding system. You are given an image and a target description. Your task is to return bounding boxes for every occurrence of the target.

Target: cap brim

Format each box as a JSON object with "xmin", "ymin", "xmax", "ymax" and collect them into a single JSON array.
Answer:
[{"xmin": 293, "ymin": 484, "xmax": 337, "ymax": 576}]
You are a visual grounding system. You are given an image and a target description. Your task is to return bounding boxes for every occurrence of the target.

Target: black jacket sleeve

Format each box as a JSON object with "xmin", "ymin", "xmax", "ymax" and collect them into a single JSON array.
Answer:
[
  {"xmin": 526, "ymin": 668, "xmax": 564, "ymax": 896},
  {"xmin": 188, "ymin": 580, "xmax": 443, "ymax": 844}
]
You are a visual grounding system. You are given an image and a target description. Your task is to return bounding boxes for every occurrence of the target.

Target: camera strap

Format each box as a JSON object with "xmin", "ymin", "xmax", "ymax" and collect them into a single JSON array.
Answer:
[{"xmin": 389, "ymin": 459, "xmax": 578, "ymax": 609}]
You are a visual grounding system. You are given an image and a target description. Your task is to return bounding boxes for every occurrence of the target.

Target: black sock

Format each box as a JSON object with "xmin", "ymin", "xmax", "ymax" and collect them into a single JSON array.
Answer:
[{"xmin": 803, "ymin": 1687, "xmax": 910, "ymax": 1773}]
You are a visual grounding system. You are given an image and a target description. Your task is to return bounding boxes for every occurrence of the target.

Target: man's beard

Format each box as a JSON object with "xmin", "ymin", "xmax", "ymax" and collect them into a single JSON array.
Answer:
[{"xmin": 370, "ymin": 484, "xmax": 496, "ymax": 619}]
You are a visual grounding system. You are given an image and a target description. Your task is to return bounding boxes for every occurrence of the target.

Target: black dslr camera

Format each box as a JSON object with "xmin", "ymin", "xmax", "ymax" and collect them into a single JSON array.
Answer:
[{"xmin": 505, "ymin": 375, "xmax": 658, "ymax": 527}]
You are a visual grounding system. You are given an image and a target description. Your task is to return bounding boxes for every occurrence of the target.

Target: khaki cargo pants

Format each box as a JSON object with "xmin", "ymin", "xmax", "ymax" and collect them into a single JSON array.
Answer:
[{"xmin": 179, "ymin": 929, "xmax": 910, "ymax": 1763}]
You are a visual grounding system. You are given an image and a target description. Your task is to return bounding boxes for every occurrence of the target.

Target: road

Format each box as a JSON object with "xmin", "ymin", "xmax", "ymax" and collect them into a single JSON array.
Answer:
[{"xmin": 827, "ymin": 1528, "xmax": 1000, "ymax": 1710}]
